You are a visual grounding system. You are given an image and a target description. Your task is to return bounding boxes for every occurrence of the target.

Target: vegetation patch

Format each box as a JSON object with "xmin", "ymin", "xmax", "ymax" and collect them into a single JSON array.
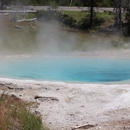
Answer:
[
  {"xmin": 0, "ymin": 93, "xmax": 48, "ymax": 130},
  {"xmin": 36, "ymin": 10, "xmax": 113, "ymax": 30},
  {"xmin": 62, "ymin": 11, "xmax": 88, "ymax": 22}
]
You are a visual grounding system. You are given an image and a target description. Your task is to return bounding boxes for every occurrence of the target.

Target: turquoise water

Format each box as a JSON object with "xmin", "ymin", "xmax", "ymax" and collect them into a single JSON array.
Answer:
[{"xmin": 0, "ymin": 57, "xmax": 130, "ymax": 82}]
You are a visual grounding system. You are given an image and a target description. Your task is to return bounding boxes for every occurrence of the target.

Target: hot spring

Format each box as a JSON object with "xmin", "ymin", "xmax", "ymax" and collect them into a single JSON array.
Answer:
[
  {"xmin": 1, "ymin": 56, "xmax": 130, "ymax": 83},
  {"xmin": 1, "ymin": 18, "xmax": 130, "ymax": 83}
]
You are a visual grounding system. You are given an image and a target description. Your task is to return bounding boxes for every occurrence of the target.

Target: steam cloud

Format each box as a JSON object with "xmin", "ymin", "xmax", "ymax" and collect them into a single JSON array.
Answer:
[{"xmin": 0, "ymin": 15, "xmax": 122, "ymax": 57}]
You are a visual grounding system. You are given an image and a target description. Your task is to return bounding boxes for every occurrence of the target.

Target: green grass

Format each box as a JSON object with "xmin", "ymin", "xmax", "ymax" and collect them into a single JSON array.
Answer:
[
  {"xmin": 26, "ymin": 13, "xmax": 37, "ymax": 19},
  {"xmin": 63, "ymin": 11, "xmax": 114, "ymax": 23},
  {"xmin": 96, "ymin": 12, "xmax": 114, "ymax": 22},
  {"xmin": 0, "ymin": 94, "xmax": 48, "ymax": 130},
  {"xmin": 63, "ymin": 11, "xmax": 88, "ymax": 22}
]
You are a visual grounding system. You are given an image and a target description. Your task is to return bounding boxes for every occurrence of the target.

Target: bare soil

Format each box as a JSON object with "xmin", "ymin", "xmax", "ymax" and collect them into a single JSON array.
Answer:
[{"xmin": 0, "ymin": 79, "xmax": 130, "ymax": 130}]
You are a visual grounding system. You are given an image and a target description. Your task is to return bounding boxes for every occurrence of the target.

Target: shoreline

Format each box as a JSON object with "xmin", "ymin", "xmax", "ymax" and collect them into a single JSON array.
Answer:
[
  {"xmin": 1, "ymin": 77, "xmax": 130, "ymax": 85},
  {"xmin": 0, "ymin": 78, "xmax": 130, "ymax": 130},
  {"xmin": 1, "ymin": 49, "xmax": 130, "ymax": 58}
]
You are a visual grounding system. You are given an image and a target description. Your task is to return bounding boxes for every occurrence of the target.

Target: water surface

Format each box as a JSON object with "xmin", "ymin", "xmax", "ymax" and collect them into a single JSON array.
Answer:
[{"xmin": 0, "ymin": 57, "xmax": 130, "ymax": 83}]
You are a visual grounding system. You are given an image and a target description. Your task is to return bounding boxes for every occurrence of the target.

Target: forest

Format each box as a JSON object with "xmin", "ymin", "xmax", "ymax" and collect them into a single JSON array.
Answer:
[
  {"xmin": 0, "ymin": 0, "xmax": 130, "ymax": 35},
  {"xmin": 0, "ymin": 0, "xmax": 116, "ymax": 7}
]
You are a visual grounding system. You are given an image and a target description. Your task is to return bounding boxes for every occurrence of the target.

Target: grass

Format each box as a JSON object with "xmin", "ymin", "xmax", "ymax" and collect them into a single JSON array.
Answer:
[
  {"xmin": 63, "ymin": 11, "xmax": 88, "ymax": 22},
  {"xmin": 26, "ymin": 13, "xmax": 37, "ymax": 19},
  {"xmin": 0, "ymin": 93, "xmax": 48, "ymax": 130},
  {"xmin": 63, "ymin": 11, "xmax": 114, "ymax": 26},
  {"xmin": 96, "ymin": 12, "xmax": 115, "ymax": 27},
  {"xmin": 96, "ymin": 12, "xmax": 114, "ymax": 21}
]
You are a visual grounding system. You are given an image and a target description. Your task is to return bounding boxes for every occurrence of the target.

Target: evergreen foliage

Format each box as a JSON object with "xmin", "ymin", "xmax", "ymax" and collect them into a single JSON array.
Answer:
[{"xmin": 0, "ymin": 0, "xmax": 113, "ymax": 7}]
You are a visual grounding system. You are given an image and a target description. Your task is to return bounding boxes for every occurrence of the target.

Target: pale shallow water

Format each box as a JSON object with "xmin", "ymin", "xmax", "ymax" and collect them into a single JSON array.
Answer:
[{"xmin": 0, "ymin": 56, "xmax": 130, "ymax": 83}]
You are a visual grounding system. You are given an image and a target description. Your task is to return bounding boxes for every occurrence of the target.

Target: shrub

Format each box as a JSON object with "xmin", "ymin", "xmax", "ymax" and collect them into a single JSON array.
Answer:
[
  {"xmin": 78, "ymin": 13, "xmax": 105, "ymax": 30},
  {"xmin": 60, "ymin": 14, "xmax": 76, "ymax": 28},
  {"xmin": 36, "ymin": 10, "xmax": 60, "ymax": 21}
]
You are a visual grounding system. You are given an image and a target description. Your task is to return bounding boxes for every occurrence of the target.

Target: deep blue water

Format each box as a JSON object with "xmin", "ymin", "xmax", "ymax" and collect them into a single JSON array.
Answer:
[{"xmin": 0, "ymin": 57, "xmax": 130, "ymax": 82}]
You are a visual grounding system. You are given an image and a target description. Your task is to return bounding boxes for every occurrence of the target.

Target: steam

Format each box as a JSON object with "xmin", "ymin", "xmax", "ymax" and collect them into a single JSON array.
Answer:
[
  {"xmin": 35, "ymin": 21, "xmax": 117, "ymax": 56},
  {"xmin": 0, "ymin": 15, "xmax": 127, "ymax": 57},
  {"xmin": 36, "ymin": 21, "xmax": 78, "ymax": 55}
]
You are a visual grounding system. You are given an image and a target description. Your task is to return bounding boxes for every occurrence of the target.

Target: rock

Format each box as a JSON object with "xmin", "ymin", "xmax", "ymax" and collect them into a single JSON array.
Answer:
[
  {"xmin": 124, "ymin": 43, "xmax": 129, "ymax": 48},
  {"xmin": 35, "ymin": 110, "xmax": 41, "ymax": 117},
  {"xmin": 34, "ymin": 96, "xmax": 59, "ymax": 102},
  {"xmin": 0, "ymin": 83, "xmax": 5, "ymax": 86},
  {"xmin": 11, "ymin": 94, "xmax": 17, "ymax": 98},
  {"xmin": 56, "ymin": 88, "xmax": 60, "ymax": 91},
  {"xmin": 7, "ymin": 86, "xmax": 24, "ymax": 91},
  {"xmin": 0, "ymin": 90, "xmax": 3, "ymax": 95},
  {"xmin": 72, "ymin": 124, "xmax": 97, "ymax": 130},
  {"xmin": 14, "ymin": 25, "xmax": 22, "ymax": 29}
]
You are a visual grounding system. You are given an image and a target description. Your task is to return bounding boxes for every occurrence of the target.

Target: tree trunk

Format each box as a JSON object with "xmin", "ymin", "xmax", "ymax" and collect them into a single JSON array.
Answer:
[
  {"xmin": 90, "ymin": 0, "xmax": 94, "ymax": 27},
  {"xmin": 1, "ymin": 0, "xmax": 4, "ymax": 10},
  {"xmin": 119, "ymin": 0, "xmax": 122, "ymax": 35},
  {"xmin": 70, "ymin": 0, "xmax": 73, "ymax": 6}
]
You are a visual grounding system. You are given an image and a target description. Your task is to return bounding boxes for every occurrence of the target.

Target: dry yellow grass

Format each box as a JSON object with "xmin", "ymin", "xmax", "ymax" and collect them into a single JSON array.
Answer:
[{"xmin": 0, "ymin": 93, "xmax": 47, "ymax": 130}]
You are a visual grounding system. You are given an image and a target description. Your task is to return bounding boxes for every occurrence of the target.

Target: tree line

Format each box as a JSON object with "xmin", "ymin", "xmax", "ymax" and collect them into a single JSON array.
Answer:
[
  {"xmin": 0, "ymin": 0, "xmax": 114, "ymax": 7},
  {"xmin": 1, "ymin": 0, "xmax": 130, "ymax": 35}
]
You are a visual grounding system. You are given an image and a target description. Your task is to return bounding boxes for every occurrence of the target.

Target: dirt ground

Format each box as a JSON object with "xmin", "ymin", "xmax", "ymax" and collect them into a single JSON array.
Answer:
[{"xmin": 0, "ymin": 79, "xmax": 130, "ymax": 130}]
